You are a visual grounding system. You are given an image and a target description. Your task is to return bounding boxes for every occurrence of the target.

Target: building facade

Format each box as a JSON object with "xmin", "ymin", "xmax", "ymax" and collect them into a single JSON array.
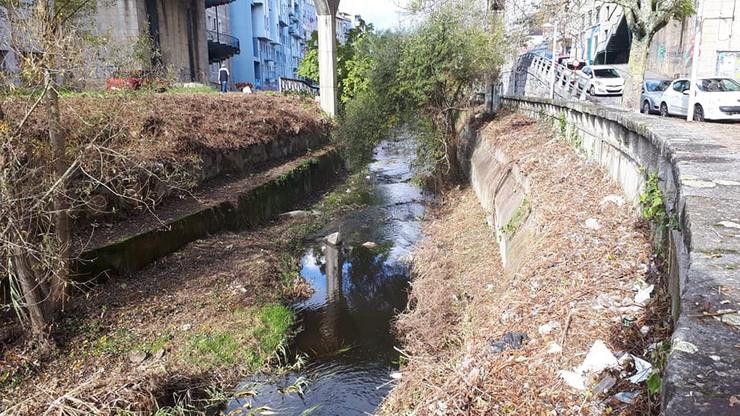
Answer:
[
  {"xmin": 228, "ymin": 0, "xmax": 359, "ymax": 90},
  {"xmin": 1, "ymin": 0, "xmax": 212, "ymax": 84},
  {"xmin": 569, "ymin": 0, "xmax": 740, "ymax": 79}
]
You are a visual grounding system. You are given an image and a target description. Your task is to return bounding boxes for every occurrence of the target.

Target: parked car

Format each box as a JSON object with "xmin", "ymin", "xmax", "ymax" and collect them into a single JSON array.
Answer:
[
  {"xmin": 640, "ymin": 79, "xmax": 672, "ymax": 114},
  {"xmin": 578, "ymin": 65, "xmax": 625, "ymax": 96},
  {"xmin": 659, "ymin": 77, "xmax": 740, "ymax": 121}
]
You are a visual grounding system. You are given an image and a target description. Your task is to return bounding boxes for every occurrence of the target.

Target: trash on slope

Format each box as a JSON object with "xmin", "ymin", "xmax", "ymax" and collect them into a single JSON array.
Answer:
[
  {"xmin": 490, "ymin": 332, "xmax": 529, "ymax": 353},
  {"xmin": 559, "ymin": 340, "xmax": 619, "ymax": 390}
]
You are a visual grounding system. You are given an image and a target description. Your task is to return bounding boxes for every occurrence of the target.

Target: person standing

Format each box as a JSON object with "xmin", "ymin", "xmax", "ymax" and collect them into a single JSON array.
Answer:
[{"xmin": 219, "ymin": 64, "xmax": 230, "ymax": 93}]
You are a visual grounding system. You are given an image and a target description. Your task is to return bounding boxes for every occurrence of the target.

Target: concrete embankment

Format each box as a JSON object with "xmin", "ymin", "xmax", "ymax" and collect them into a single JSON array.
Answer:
[
  {"xmin": 499, "ymin": 97, "xmax": 739, "ymax": 415},
  {"xmin": 76, "ymin": 148, "xmax": 343, "ymax": 280},
  {"xmin": 383, "ymin": 112, "xmax": 658, "ymax": 414}
]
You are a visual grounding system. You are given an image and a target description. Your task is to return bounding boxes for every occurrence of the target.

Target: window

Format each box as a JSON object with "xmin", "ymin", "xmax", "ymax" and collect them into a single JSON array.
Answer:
[
  {"xmin": 594, "ymin": 68, "xmax": 621, "ymax": 78},
  {"xmin": 645, "ymin": 80, "xmax": 671, "ymax": 92},
  {"xmin": 697, "ymin": 78, "xmax": 740, "ymax": 92},
  {"xmin": 673, "ymin": 80, "xmax": 689, "ymax": 92}
]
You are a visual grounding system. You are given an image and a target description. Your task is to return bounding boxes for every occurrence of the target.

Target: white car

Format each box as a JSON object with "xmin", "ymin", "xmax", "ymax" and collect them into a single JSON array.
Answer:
[
  {"xmin": 579, "ymin": 65, "xmax": 625, "ymax": 96},
  {"xmin": 660, "ymin": 77, "xmax": 740, "ymax": 121}
]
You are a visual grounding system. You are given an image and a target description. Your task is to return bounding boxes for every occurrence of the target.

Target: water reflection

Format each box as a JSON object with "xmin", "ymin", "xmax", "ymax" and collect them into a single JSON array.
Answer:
[{"xmin": 226, "ymin": 138, "xmax": 424, "ymax": 416}]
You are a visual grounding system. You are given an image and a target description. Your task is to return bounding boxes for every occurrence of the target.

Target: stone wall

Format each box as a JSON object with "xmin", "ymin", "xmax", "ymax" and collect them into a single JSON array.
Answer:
[{"xmin": 470, "ymin": 96, "xmax": 740, "ymax": 415}]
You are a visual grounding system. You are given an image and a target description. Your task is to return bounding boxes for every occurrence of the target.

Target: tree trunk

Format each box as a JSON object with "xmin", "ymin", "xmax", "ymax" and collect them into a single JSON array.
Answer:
[
  {"xmin": 622, "ymin": 36, "xmax": 651, "ymax": 112},
  {"xmin": 12, "ymin": 242, "xmax": 52, "ymax": 345},
  {"xmin": 43, "ymin": 0, "xmax": 69, "ymax": 319}
]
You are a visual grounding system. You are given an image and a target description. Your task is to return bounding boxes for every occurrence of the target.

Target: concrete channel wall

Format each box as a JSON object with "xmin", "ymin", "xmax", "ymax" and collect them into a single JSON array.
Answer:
[
  {"xmin": 461, "ymin": 98, "xmax": 739, "ymax": 415},
  {"xmin": 76, "ymin": 149, "xmax": 343, "ymax": 280}
]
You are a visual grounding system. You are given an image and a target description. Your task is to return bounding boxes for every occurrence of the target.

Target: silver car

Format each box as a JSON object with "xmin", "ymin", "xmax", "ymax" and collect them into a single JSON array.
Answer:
[{"xmin": 640, "ymin": 79, "xmax": 672, "ymax": 114}]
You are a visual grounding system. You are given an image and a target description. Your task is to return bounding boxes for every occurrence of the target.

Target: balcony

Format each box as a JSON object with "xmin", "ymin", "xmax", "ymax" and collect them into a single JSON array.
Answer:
[
  {"xmin": 205, "ymin": 0, "xmax": 235, "ymax": 7},
  {"xmin": 207, "ymin": 30, "xmax": 240, "ymax": 64}
]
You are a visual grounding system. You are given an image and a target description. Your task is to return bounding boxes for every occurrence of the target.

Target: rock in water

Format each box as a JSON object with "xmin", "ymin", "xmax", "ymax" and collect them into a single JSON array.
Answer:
[{"xmin": 326, "ymin": 232, "xmax": 342, "ymax": 246}]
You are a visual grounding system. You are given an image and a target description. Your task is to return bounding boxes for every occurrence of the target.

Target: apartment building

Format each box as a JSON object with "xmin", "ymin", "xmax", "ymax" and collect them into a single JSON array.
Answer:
[
  {"xmin": 206, "ymin": 1, "xmax": 240, "ymax": 86},
  {"xmin": 228, "ymin": 0, "xmax": 361, "ymax": 90}
]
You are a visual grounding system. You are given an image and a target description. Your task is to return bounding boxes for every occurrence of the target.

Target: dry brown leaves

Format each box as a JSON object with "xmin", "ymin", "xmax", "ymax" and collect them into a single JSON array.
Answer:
[
  {"xmin": 382, "ymin": 113, "xmax": 669, "ymax": 415},
  {"xmin": 0, "ymin": 215, "xmax": 313, "ymax": 415}
]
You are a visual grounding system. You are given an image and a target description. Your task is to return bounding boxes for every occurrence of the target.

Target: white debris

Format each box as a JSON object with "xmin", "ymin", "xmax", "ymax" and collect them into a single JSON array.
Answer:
[
  {"xmin": 559, "ymin": 370, "xmax": 586, "ymax": 390},
  {"xmin": 362, "ymin": 241, "xmax": 378, "ymax": 249},
  {"xmin": 673, "ymin": 339, "xmax": 699, "ymax": 354},
  {"xmin": 627, "ymin": 355, "xmax": 652, "ymax": 384},
  {"xmin": 634, "ymin": 284, "xmax": 654, "ymax": 306},
  {"xmin": 580, "ymin": 340, "xmax": 619, "ymax": 374},
  {"xmin": 390, "ymin": 372, "xmax": 402, "ymax": 379},
  {"xmin": 584, "ymin": 218, "xmax": 602, "ymax": 230},
  {"xmin": 179, "ymin": 323, "xmax": 192, "ymax": 331},
  {"xmin": 538, "ymin": 321, "xmax": 560, "ymax": 335},
  {"xmin": 559, "ymin": 340, "xmax": 619, "ymax": 391},
  {"xmin": 709, "ymin": 355, "xmax": 721, "ymax": 362},
  {"xmin": 599, "ymin": 195, "xmax": 625, "ymax": 207},
  {"xmin": 547, "ymin": 342, "xmax": 563, "ymax": 354},
  {"xmin": 640, "ymin": 325, "xmax": 650, "ymax": 335}
]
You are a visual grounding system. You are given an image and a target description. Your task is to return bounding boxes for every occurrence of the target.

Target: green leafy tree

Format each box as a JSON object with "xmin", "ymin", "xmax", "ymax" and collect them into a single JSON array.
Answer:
[
  {"xmin": 297, "ymin": 20, "xmax": 375, "ymax": 106},
  {"xmin": 394, "ymin": 6, "xmax": 505, "ymax": 180}
]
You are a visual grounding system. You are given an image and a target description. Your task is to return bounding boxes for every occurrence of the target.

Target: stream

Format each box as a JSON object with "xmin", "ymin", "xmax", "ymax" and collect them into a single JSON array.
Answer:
[{"xmin": 225, "ymin": 138, "xmax": 426, "ymax": 415}]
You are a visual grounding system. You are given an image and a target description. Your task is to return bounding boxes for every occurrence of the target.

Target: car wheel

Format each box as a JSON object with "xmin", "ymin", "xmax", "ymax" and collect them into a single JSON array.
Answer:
[
  {"xmin": 641, "ymin": 101, "xmax": 651, "ymax": 114},
  {"xmin": 660, "ymin": 103, "xmax": 669, "ymax": 117},
  {"xmin": 589, "ymin": 86, "xmax": 596, "ymax": 96},
  {"xmin": 693, "ymin": 104, "xmax": 705, "ymax": 122}
]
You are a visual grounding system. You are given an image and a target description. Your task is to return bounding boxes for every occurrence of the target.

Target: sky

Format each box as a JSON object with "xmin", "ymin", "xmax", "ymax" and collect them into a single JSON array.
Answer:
[{"xmin": 337, "ymin": 0, "xmax": 409, "ymax": 31}]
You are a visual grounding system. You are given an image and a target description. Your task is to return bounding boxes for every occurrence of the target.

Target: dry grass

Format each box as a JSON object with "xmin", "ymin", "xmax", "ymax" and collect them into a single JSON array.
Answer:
[
  {"xmin": 381, "ymin": 112, "xmax": 671, "ymax": 415},
  {"xmin": 0, "ymin": 214, "xmax": 314, "ymax": 415}
]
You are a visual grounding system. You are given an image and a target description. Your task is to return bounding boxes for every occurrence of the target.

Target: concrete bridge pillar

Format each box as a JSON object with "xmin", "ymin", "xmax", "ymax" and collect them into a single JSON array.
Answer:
[{"xmin": 315, "ymin": 0, "xmax": 340, "ymax": 116}]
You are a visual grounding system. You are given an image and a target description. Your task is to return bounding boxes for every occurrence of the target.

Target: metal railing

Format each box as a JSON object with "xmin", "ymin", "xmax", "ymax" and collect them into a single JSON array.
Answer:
[
  {"xmin": 207, "ymin": 30, "xmax": 240, "ymax": 50},
  {"xmin": 279, "ymin": 77, "xmax": 319, "ymax": 96},
  {"xmin": 523, "ymin": 53, "xmax": 592, "ymax": 101}
]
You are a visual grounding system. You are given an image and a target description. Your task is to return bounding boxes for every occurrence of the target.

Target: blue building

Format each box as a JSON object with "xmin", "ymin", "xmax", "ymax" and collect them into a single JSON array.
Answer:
[{"xmin": 229, "ymin": 0, "xmax": 318, "ymax": 90}]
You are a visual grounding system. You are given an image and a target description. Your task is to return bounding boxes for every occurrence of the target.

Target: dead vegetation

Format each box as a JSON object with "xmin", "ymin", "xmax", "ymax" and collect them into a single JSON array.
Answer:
[
  {"xmin": 381, "ymin": 112, "xmax": 671, "ymax": 415},
  {"xmin": 0, "ymin": 213, "xmax": 315, "ymax": 415}
]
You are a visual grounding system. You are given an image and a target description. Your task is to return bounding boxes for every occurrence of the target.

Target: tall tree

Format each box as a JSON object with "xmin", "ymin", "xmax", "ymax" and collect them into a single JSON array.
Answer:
[{"xmin": 616, "ymin": 0, "xmax": 694, "ymax": 110}]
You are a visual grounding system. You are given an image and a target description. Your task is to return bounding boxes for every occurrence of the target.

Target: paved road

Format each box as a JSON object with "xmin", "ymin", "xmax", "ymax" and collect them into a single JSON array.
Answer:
[{"xmin": 587, "ymin": 94, "xmax": 740, "ymax": 152}]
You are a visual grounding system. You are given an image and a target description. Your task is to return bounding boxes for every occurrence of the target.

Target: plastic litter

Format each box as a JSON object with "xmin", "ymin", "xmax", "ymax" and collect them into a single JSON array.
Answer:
[
  {"xmin": 613, "ymin": 391, "xmax": 639, "ymax": 404},
  {"xmin": 490, "ymin": 332, "xmax": 529, "ymax": 353},
  {"xmin": 592, "ymin": 375, "xmax": 617, "ymax": 395},
  {"xmin": 627, "ymin": 355, "xmax": 652, "ymax": 383},
  {"xmin": 559, "ymin": 340, "xmax": 619, "ymax": 391},
  {"xmin": 547, "ymin": 342, "xmax": 562, "ymax": 354},
  {"xmin": 634, "ymin": 284, "xmax": 654, "ymax": 306},
  {"xmin": 584, "ymin": 218, "xmax": 601, "ymax": 230},
  {"xmin": 538, "ymin": 321, "xmax": 560, "ymax": 335}
]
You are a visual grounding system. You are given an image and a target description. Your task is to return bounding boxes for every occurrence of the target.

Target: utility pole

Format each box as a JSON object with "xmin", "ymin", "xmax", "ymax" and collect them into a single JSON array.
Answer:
[{"xmin": 687, "ymin": 0, "xmax": 704, "ymax": 122}]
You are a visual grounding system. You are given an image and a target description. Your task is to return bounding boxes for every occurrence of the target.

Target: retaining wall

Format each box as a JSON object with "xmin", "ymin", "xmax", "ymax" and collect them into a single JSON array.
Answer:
[
  {"xmin": 76, "ymin": 149, "xmax": 343, "ymax": 280},
  {"xmin": 463, "ymin": 97, "xmax": 739, "ymax": 415}
]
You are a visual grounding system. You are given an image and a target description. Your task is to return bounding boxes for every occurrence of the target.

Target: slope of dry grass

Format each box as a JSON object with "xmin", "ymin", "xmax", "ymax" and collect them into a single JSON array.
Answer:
[{"xmin": 381, "ymin": 113, "xmax": 671, "ymax": 415}]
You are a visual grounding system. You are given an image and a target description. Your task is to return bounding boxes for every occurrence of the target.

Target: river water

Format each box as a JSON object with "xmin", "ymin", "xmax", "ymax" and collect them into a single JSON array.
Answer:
[{"xmin": 225, "ymin": 138, "xmax": 425, "ymax": 415}]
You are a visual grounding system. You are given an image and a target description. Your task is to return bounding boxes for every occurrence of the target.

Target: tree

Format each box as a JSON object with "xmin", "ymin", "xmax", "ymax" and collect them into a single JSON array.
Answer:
[
  {"xmin": 298, "ymin": 20, "xmax": 375, "ymax": 107},
  {"xmin": 616, "ymin": 0, "xmax": 694, "ymax": 111},
  {"xmin": 395, "ymin": 4, "xmax": 505, "ymax": 180},
  {"xmin": 0, "ymin": 0, "xmax": 174, "ymax": 348}
]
